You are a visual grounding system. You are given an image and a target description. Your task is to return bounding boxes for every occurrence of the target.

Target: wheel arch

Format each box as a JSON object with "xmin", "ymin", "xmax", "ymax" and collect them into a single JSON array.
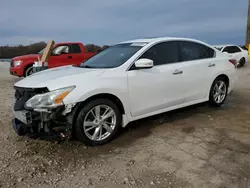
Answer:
[
  {"xmin": 69, "ymin": 93, "xmax": 126, "ymax": 130},
  {"xmin": 238, "ymin": 57, "xmax": 246, "ymax": 68},
  {"xmin": 214, "ymin": 74, "xmax": 230, "ymax": 87},
  {"xmin": 79, "ymin": 93, "xmax": 125, "ymax": 114},
  {"xmin": 23, "ymin": 62, "xmax": 34, "ymax": 77},
  {"xmin": 241, "ymin": 56, "xmax": 246, "ymax": 61}
]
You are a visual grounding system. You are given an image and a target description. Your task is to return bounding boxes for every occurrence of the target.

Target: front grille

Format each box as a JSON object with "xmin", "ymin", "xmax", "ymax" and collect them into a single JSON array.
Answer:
[{"xmin": 14, "ymin": 87, "xmax": 49, "ymax": 111}]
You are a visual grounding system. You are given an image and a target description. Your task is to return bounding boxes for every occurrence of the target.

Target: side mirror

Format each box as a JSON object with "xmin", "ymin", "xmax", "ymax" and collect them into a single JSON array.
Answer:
[{"xmin": 134, "ymin": 58, "xmax": 154, "ymax": 69}]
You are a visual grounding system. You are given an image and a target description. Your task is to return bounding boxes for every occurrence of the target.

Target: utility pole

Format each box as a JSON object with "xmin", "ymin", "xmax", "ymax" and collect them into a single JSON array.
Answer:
[{"xmin": 246, "ymin": 0, "xmax": 250, "ymax": 46}]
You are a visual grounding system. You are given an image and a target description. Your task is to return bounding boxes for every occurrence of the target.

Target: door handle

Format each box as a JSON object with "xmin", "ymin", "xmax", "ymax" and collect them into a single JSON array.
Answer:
[
  {"xmin": 68, "ymin": 56, "xmax": 72, "ymax": 59},
  {"xmin": 208, "ymin": 63, "xmax": 215, "ymax": 67},
  {"xmin": 172, "ymin": 70, "xmax": 183, "ymax": 75}
]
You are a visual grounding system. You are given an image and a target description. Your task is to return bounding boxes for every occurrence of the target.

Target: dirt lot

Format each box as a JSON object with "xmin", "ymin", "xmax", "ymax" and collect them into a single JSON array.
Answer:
[{"xmin": 1, "ymin": 63, "xmax": 250, "ymax": 188}]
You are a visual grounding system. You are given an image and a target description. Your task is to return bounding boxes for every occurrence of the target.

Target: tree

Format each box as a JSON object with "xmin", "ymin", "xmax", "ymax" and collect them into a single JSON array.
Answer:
[
  {"xmin": 0, "ymin": 41, "xmax": 46, "ymax": 58},
  {"xmin": 102, "ymin": 45, "xmax": 110, "ymax": 50}
]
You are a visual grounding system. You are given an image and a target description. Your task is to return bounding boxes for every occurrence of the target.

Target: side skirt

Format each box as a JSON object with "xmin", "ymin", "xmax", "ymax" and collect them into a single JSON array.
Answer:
[{"xmin": 123, "ymin": 98, "xmax": 208, "ymax": 127}]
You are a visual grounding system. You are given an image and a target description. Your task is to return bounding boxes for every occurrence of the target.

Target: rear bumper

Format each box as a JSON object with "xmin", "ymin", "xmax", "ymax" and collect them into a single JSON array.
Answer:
[{"xmin": 10, "ymin": 67, "xmax": 23, "ymax": 77}]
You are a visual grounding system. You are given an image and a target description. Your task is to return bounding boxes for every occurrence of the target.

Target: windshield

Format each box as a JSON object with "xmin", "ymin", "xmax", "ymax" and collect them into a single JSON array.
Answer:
[
  {"xmin": 38, "ymin": 48, "xmax": 45, "ymax": 54},
  {"xmin": 79, "ymin": 43, "xmax": 143, "ymax": 68}
]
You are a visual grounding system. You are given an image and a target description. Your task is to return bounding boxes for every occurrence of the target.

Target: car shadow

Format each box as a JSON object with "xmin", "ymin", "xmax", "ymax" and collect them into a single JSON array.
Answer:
[
  {"xmin": 76, "ymin": 102, "xmax": 223, "ymax": 152},
  {"xmin": 14, "ymin": 98, "xmax": 237, "ymax": 173}
]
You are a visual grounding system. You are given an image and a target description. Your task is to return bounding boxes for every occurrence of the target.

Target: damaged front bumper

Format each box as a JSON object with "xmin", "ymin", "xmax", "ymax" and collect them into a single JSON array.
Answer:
[
  {"xmin": 12, "ymin": 105, "xmax": 75, "ymax": 141},
  {"xmin": 12, "ymin": 86, "xmax": 76, "ymax": 141}
]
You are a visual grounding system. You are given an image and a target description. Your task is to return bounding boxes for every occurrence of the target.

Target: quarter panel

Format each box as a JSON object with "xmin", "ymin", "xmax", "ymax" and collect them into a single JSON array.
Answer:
[{"xmin": 206, "ymin": 56, "xmax": 236, "ymax": 95}]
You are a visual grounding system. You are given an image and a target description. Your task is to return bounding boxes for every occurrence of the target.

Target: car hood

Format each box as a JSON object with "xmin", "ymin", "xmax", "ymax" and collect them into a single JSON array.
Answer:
[
  {"xmin": 12, "ymin": 54, "xmax": 41, "ymax": 61},
  {"xmin": 14, "ymin": 65, "xmax": 105, "ymax": 90}
]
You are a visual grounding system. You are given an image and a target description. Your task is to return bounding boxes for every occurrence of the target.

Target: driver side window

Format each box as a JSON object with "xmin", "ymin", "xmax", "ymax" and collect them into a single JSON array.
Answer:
[
  {"xmin": 139, "ymin": 41, "xmax": 179, "ymax": 66},
  {"xmin": 53, "ymin": 45, "xmax": 69, "ymax": 55}
]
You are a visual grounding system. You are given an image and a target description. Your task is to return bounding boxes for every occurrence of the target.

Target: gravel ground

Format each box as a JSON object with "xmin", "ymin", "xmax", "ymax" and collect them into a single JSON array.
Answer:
[{"xmin": 1, "ymin": 62, "xmax": 250, "ymax": 188}]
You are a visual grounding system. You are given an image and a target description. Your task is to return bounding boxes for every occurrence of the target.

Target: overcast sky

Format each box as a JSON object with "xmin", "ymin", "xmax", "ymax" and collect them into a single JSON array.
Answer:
[{"xmin": 0, "ymin": 0, "xmax": 248, "ymax": 46}]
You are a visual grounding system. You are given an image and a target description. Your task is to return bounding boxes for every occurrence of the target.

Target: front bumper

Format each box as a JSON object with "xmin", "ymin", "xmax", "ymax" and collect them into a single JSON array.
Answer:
[
  {"xmin": 12, "ymin": 107, "xmax": 73, "ymax": 141},
  {"xmin": 11, "ymin": 86, "xmax": 77, "ymax": 141},
  {"xmin": 10, "ymin": 67, "xmax": 23, "ymax": 77},
  {"xmin": 12, "ymin": 118, "xmax": 66, "ymax": 140}
]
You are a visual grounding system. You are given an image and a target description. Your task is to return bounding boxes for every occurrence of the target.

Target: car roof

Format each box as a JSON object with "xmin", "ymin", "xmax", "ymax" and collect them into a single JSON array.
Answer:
[{"xmin": 120, "ymin": 37, "xmax": 208, "ymax": 45}]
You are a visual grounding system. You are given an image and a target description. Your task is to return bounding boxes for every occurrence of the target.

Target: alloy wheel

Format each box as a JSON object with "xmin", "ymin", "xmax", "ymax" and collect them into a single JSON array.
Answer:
[
  {"xmin": 213, "ymin": 80, "xmax": 227, "ymax": 104},
  {"xmin": 83, "ymin": 105, "xmax": 116, "ymax": 141}
]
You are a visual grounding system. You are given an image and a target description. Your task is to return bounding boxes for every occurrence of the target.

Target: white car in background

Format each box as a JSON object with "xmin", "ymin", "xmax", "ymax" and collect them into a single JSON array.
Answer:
[
  {"xmin": 214, "ymin": 44, "xmax": 248, "ymax": 67},
  {"xmin": 12, "ymin": 37, "xmax": 237, "ymax": 146}
]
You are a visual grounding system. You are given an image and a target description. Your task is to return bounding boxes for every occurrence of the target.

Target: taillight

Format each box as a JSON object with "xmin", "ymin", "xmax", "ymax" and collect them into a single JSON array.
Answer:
[{"xmin": 229, "ymin": 59, "xmax": 237, "ymax": 68}]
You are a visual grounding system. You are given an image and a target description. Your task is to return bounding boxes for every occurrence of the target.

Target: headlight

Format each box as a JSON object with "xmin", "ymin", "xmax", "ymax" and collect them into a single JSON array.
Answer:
[
  {"xmin": 25, "ymin": 86, "xmax": 75, "ymax": 109},
  {"xmin": 13, "ymin": 60, "xmax": 23, "ymax": 67}
]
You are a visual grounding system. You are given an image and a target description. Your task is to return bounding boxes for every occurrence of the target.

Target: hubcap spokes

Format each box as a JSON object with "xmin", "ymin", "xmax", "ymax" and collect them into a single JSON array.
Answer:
[
  {"xmin": 213, "ymin": 81, "xmax": 226, "ymax": 103},
  {"xmin": 83, "ymin": 105, "xmax": 116, "ymax": 141}
]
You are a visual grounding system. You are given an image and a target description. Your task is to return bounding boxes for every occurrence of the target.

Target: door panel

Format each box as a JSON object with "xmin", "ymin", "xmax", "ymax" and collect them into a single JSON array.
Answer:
[
  {"xmin": 48, "ymin": 44, "xmax": 84, "ymax": 68},
  {"xmin": 177, "ymin": 41, "xmax": 215, "ymax": 102},
  {"xmin": 127, "ymin": 64, "xmax": 185, "ymax": 117},
  {"xmin": 127, "ymin": 41, "xmax": 186, "ymax": 117},
  {"xmin": 48, "ymin": 55, "xmax": 69, "ymax": 68},
  {"xmin": 69, "ymin": 44, "xmax": 85, "ymax": 65},
  {"xmin": 179, "ymin": 59, "xmax": 214, "ymax": 102},
  {"xmin": 48, "ymin": 45, "xmax": 70, "ymax": 68}
]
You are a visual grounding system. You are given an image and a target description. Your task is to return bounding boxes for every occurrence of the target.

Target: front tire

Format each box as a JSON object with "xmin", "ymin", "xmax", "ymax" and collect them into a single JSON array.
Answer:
[
  {"xmin": 24, "ymin": 66, "xmax": 34, "ymax": 77},
  {"xmin": 74, "ymin": 99, "xmax": 122, "ymax": 146},
  {"xmin": 209, "ymin": 77, "xmax": 228, "ymax": 107}
]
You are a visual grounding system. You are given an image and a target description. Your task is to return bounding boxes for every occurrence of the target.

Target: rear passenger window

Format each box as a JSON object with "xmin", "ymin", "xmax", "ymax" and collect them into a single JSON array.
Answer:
[
  {"xmin": 223, "ymin": 46, "xmax": 241, "ymax": 53},
  {"xmin": 139, "ymin": 42, "xmax": 179, "ymax": 66},
  {"xmin": 69, "ymin": 44, "xmax": 81, "ymax": 54},
  {"xmin": 179, "ymin": 41, "xmax": 214, "ymax": 61},
  {"xmin": 232, "ymin": 46, "xmax": 241, "ymax": 53}
]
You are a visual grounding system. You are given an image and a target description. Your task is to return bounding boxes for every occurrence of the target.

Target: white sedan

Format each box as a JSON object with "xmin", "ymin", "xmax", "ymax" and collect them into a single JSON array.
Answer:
[
  {"xmin": 214, "ymin": 44, "xmax": 248, "ymax": 67},
  {"xmin": 12, "ymin": 37, "xmax": 237, "ymax": 145}
]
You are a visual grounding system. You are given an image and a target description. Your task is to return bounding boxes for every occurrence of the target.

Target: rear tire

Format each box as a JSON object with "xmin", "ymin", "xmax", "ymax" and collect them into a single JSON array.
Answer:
[
  {"xmin": 237, "ymin": 58, "xmax": 246, "ymax": 68},
  {"xmin": 209, "ymin": 77, "xmax": 228, "ymax": 107},
  {"xmin": 74, "ymin": 99, "xmax": 122, "ymax": 146}
]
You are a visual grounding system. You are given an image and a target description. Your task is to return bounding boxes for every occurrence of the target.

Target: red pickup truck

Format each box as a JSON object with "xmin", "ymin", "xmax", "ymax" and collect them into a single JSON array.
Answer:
[{"xmin": 10, "ymin": 42, "xmax": 97, "ymax": 77}]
